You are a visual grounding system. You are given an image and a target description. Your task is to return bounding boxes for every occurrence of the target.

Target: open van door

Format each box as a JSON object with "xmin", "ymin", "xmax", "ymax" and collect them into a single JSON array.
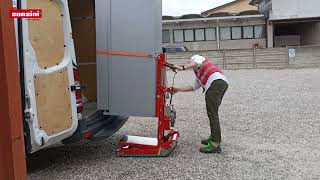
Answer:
[{"xmin": 20, "ymin": 0, "xmax": 78, "ymax": 152}]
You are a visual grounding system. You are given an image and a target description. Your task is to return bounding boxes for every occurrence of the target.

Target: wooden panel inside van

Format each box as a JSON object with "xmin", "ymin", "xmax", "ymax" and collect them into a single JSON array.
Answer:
[
  {"xmin": 77, "ymin": 65, "xmax": 97, "ymax": 101},
  {"xmin": 71, "ymin": 19, "xmax": 96, "ymax": 62},
  {"xmin": 34, "ymin": 70, "xmax": 72, "ymax": 135},
  {"xmin": 68, "ymin": 0, "xmax": 95, "ymax": 18},
  {"xmin": 27, "ymin": 0, "xmax": 72, "ymax": 136},
  {"xmin": 69, "ymin": 0, "xmax": 97, "ymax": 101},
  {"xmin": 28, "ymin": 0, "xmax": 65, "ymax": 69}
]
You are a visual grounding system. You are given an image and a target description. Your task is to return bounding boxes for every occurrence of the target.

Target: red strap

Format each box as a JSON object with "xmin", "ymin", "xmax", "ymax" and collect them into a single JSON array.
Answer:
[{"xmin": 96, "ymin": 50, "xmax": 157, "ymax": 58}]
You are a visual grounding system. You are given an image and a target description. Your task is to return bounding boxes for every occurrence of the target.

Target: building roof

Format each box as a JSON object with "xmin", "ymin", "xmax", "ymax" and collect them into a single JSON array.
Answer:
[
  {"xmin": 249, "ymin": 0, "xmax": 263, "ymax": 5},
  {"xmin": 162, "ymin": 10, "xmax": 262, "ymax": 20},
  {"xmin": 180, "ymin": 14, "xmax": 203, "ymax": 19},
  {"xmin": 201, "ymin": 0, "xmax": 240, "ymax": 15},
  {"xmin": 162, "ymin": 12, "xmax": 264, "ymax": 23},
  {"xmin": 162, "ymin": 16, "xmax": 175, "ymax": 20},
  {"xmin": 239, "ymin": 10, "xmax": 261, "ymax": 15}
]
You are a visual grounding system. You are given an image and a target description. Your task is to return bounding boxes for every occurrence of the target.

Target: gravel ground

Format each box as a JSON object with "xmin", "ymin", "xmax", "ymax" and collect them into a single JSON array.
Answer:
[{"xmin": 28, "ymin": 68, "xmax": 320, "ymax": 180}]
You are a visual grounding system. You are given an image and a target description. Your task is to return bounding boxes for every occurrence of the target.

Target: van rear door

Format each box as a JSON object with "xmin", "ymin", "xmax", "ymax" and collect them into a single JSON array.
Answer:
[{"xmin": 21, "ymin": 0, "xmax": 78, "ymax": 152}]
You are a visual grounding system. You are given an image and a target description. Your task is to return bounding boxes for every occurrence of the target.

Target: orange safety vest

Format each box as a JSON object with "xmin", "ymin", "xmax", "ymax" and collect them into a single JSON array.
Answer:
[{"xmin": 194, "ymin": 59, "xmax": 224, "ymax": 87}]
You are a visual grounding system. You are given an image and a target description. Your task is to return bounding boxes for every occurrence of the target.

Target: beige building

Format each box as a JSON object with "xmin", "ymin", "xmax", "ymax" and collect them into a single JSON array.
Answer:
[
  {"xmin": 162, "ymin": 1, "xmax": 266, "ymax": 51},
  {"xmin": 202, "ymin": 0, "xmax": 257, "ymax": 16}
]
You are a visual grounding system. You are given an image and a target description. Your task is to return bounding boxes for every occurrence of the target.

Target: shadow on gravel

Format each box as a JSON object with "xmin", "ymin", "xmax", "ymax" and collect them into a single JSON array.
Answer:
[{"xmin": 27, "ymin": 137, "xmax": 119, "ymax": 173}]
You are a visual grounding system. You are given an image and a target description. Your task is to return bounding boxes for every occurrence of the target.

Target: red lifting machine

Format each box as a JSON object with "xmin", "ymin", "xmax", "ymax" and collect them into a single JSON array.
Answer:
[{"xmin": 116, "ymin": 53, "xmax": 179, "ymax": 157}]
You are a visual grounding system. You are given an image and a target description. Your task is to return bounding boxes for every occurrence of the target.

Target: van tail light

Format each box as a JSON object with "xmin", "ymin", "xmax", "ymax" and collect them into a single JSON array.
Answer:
[
  {"xmin": 73, "ymin": 69, "xmax": 83, "ymax": 113},
  {"xmin": 83, "ymin": 131, "xmax": 93, "ymax": 139}
]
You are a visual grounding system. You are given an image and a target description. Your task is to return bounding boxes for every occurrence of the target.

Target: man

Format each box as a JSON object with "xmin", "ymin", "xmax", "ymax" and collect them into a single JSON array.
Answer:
[{"xmin": 172, "ymin": 55, "xmax": 228, "ymax": 153}]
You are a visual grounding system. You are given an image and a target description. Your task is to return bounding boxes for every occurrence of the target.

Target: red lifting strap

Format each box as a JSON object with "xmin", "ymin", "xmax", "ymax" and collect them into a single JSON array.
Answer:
[{"xmin": 96, "ymin": 50, "xmax": 157, "ymax": 58}]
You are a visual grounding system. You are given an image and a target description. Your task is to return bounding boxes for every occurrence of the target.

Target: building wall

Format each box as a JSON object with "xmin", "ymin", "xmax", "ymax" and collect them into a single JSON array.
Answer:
[
  {"xmin": 274, "ymin": 35, "xmax": 301, "ymax": 47},
  {"xmin": 271, "ymin": 0, "xmax": 320, "ymax": 20},
  {"xmin": 255, "ymin": 0, "xmax": 320, "ymax": 47},
  {"xmin": 272, "ymin": 21, "xmax": 320, "ymax": 47},
  {"xmin": 220, "ymin": 38, "xmax": 266, "ymax": 49},
  {"xmin": 163, "ymin": 18, "xmax": 266, "ymax": 51},
  {"xmin": 266, "ymin": 20, "xmax": 274, "ymax": 48},
  {"xmin": 205, "ymin": 0, "xmax": 257, "ymax": 15},
  {"xmin": 299, "ymin": 22, "xmax": 320, "ymax": 45},
  {"xmin": 163, "ymin": 39, "xmax": 266, "ymax": 51},
  {"xmin": 163, "ymin": 41, "xmax": 218, "ymax": 51}
]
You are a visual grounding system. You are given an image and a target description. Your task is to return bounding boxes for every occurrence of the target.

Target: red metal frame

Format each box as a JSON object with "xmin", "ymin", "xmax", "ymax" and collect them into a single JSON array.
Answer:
[{"xmin": 116, "ymin": 53, "xmax": 179, "ymax": 157}]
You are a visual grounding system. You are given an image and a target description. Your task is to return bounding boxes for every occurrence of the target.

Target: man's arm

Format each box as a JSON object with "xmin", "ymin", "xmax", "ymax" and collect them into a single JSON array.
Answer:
[
  {"xmin": 183, "ymin": 62, "xmax": 198, "ymax": 70},
  {"xmin": 172, "ymin": 85, "xmax": 193, "ymax": 94},
  {"xmin": 174, "ymin": 62, "xmax": 198, "ymax": 71},
  {"xmin": 172, "ymin": 79, "xmax": 201, "ymax": 94},
  {"xmin": 193, "ymin": 79, "xmax": 201, "ymax": 91}
]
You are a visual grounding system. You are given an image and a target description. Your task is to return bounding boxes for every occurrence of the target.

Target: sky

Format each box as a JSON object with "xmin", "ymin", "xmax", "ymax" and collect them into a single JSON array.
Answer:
[{"xmin": 163, "ymin": 0, "xmax": 236, "ymax": 16}]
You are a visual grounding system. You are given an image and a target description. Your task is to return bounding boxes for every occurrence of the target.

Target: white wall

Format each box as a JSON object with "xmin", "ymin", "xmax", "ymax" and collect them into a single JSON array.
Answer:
[{"xmin": 271, "ymin": 0, "xmax": 320, "ymax": 20}]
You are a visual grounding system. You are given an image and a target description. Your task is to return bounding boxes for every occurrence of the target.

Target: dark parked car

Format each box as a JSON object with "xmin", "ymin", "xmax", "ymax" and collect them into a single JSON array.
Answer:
[{"xmin": 163, "ymin": 46, "xmax": 188, "ymax": 53}]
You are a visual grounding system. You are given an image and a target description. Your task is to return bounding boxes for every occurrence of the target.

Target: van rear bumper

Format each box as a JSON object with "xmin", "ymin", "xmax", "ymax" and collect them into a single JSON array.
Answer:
[{"xmin": 63, "ymin": 111, "xmax": 128, "ymax": 144}]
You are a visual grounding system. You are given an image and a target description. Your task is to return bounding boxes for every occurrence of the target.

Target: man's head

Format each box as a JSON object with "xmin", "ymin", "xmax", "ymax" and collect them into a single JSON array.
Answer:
[{"xmin": 189, "ymin": 54, "xmax": 205, "ymax": 63}]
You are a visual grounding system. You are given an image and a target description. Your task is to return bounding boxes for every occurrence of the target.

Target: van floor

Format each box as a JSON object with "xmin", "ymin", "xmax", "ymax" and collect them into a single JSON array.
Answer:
[{"xmin": 82, "ymin": 102, "xmax": 97, "ymax": 119}]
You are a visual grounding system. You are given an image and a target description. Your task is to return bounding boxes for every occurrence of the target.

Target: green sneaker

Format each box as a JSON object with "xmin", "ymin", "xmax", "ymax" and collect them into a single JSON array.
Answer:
[
  {"xmin": 199, "ymin": 140, "xmax": 221, "ymax": 154},
  {"xmin": 200, "ymin": 136, "xmax": 213, "ymax": 145}
]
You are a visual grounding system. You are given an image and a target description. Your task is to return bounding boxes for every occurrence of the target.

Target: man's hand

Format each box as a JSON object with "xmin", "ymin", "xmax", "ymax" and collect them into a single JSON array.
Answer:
[
  {"xmin": 173, "ymin": 65, "xmax": 183, "ymax": 71},
  {"xmin": 171, "ymin": 86, "xmax": 180, "ymax": 95},
  {"xmin": 171, "ymin": 85, "xmax": 194, "ymax": 93}
]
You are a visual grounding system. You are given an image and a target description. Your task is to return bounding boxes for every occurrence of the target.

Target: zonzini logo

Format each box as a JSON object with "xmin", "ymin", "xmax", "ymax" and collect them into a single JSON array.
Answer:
[{"xmin": 10, "ymin": 8, "xmax": 42, "ymax": 19}]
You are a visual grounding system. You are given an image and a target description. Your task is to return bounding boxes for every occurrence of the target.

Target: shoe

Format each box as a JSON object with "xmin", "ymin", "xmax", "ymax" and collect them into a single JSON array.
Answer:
[
  {"xmin": 201, "ymin": 136, "xmax": 212, "ymax": 145},
  {"xmin": 199, "ymin": 140, "xmax": 221, "ymax": 154},
  {"xmin": 199, "ymin": 146, "xmax": 221, "ymax": 154},
  {"xmin": 201, "ymin": 139, "xmax": 209, "ymax": 145}
]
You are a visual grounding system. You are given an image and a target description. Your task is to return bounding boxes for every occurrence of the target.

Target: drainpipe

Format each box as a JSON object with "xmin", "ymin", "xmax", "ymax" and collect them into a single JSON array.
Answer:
[{"xmin": 216, "ymin": 19, "xmax": 220, "ymax": 50}]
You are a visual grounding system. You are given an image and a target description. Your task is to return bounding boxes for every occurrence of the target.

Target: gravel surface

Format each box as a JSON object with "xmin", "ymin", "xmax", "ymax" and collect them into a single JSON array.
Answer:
[{"xmin": 28, "ymin": 68, "xmax": 320, "ymax": 180}]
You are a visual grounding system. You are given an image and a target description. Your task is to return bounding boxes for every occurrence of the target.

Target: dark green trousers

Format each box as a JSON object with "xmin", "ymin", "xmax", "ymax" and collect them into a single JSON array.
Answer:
[{"xmin": 205, "ymin": 80, "xmax": 228, "ymax": 143}]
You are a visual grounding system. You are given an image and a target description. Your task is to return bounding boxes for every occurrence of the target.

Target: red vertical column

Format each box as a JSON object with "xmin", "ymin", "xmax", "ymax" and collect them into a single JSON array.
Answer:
[{"xmin": 0, "ymin": 1, "xmax": 27, "ymax": 180}]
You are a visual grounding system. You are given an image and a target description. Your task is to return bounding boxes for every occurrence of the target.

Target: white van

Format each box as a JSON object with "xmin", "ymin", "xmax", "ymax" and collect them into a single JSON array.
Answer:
[
  {"xmin": 16, "ymin": 0, "xmax": 162, "ymax": 154},
  {"xmin": 14, "ymin": 0, "xmax": 132, "ymax": 153}
]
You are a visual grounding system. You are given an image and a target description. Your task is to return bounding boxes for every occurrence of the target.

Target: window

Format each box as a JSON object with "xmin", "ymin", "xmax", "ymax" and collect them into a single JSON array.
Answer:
[
  {"xmin": 254, "ymin": 25, "xmax": 266, "ymax": 39},
  {"xmin": 173, "ymin": 29, "xmax": 184, "ymax": 43},
  {"xmin": 205, "ymin": 28, "xmax": 216, "ymax": 41},
  {"xmin": 162, "ymin": 30, "xmax": 170, "ymax": 43},
  {"xmin": 184, "ymin": 29, "xmax": 194, "ymax": 42},
  {"xmin": 220, "ymin": 27, "xmax": 231, "ymax": 40},
  {"xmin": 231, "ymin": 27, "xmax": 242, "ymax": 40},
  {"xmin": 243, "ymin": 26, "xmax": 254, "ymax": 39},
  {"xmin": 195, "ymin": 29, "xmax": 205, "ymax": 41}
]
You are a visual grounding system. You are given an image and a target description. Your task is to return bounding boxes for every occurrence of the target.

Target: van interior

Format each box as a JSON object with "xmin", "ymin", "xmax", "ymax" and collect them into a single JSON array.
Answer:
[{"xmin": 68, "ymin": 0, "xmax": 98, "ymax": 118}]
